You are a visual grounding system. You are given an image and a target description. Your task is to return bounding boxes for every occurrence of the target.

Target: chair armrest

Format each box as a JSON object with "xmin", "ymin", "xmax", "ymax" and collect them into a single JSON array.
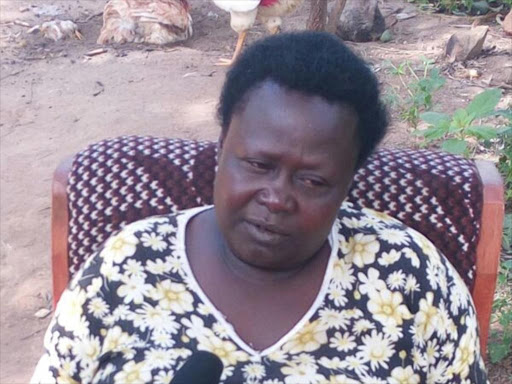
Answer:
[
  {"xmin": 51, "ymin": 156, "xmax": 73, "ymax": 308},
  {"xmin": 472, "ymin": 160, "xmax": 504, "ymax": 356}
]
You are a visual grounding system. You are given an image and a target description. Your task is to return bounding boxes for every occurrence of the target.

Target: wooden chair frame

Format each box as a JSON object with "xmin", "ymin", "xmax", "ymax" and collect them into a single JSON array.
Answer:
[{"xmin": 51, "ymin": 156, "xmax": 504, "ymax": 356}]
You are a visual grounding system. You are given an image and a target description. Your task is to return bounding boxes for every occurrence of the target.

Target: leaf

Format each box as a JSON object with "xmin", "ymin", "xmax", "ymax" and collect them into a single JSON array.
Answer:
[
  {"xmin": 427, "ymin": 68, "xmax": 446, "ymax": 91},
  {"xmin": 441, "ymin": 139, "xmax": 468, "ymax": 155},
  {"xmin": 466, "ymin": 125, "xmax": 498, "ymax": 140},
  {"xmin": 420, "ymin": 112, "xmax": 450, "ymax": 126},
  {"xmin": 465, "ymin": 88, "xmax": 502, "ymax": 118},
  {"xmin": 451, "ymin": 109, "xmax": 470, "ymax": 129},
  {"xmin": 496, "ymin": 108, "xmax": 512, "ymax": 122},
  {"xmin": 414, "ymin": 126, "xmax": 447, "ymax": 140},
  {"xmin": 497, "ymin": 126, "xmax": 512, "ymax": 136}
]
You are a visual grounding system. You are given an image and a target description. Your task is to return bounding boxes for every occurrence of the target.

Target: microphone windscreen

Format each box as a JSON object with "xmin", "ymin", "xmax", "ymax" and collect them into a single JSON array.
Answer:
[{"xmin": 170, "ymin": 351, "xmax": 224, "ymax": 384}]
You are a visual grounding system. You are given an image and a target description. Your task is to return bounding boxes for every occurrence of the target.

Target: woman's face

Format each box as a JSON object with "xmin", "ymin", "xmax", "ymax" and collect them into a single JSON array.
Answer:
[{"xmin": 214, "ymin": 81, "xmax": 359, "ymax": 271}]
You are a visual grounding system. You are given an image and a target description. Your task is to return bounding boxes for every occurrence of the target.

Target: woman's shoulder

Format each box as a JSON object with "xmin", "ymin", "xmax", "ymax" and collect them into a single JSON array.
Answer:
[
  {"xmin": 337, "ymin": 201, "xmax": 442, "ymax": 255},
  {"xmin": 336, "ymin": 201, "xmax": 469, "ymax": 297},
  {"xmin": 68, "ymin": 207, "xmax": 207, "ymax": 291},
  {"xmin": 100, "ymin": 205, "xmax": 209, "ymax": 262}
]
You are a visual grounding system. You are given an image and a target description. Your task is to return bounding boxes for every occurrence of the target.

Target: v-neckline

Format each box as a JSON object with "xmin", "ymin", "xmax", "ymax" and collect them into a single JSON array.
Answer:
[{"xmin": 175, "ymin": 205, "xmax": 340, "ymax": 358}]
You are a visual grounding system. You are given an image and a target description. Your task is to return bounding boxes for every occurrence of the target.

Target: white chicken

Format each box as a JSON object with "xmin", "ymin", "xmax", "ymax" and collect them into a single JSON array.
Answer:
[
  {"xmin": 97, "ymin": 0, "xmax": 192, "ymax": 45},
  {"xmin": 213, "ymin": 0, "xmax": 304, "ymax": 65}
]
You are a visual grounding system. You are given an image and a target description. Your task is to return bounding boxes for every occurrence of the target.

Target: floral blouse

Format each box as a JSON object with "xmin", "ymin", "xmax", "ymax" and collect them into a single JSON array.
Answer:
[{"xmin": 31, "ymin": 202, "xmax": 488, "ymax": 384}]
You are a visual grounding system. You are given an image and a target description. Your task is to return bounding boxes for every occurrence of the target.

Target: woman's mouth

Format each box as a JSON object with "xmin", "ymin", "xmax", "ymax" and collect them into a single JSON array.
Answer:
[{"xmin": 244, "ymin": 219, "xmax": 289, "ymax": 244}]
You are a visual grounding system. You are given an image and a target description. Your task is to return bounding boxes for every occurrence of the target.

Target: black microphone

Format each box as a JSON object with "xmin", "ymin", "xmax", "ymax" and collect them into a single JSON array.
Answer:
[{"xmin": 170, "ymin": 351, "xmax": 224, "ymax": 384}]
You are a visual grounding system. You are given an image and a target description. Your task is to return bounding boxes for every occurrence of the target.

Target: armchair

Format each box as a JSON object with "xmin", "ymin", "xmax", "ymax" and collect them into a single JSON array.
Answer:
[{"xmin": 51, "ymin": 136, "xmax": 504, "ymax": 356}]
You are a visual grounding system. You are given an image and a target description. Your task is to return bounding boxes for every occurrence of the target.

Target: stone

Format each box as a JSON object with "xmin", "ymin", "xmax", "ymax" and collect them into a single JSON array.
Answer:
[
  {"xmin": 336, "ymin": 0, "xmax": 386, "ymax": 42},
  {"xmin": 380, "ymin": 29, "xmax": 393, "ymax": 43},
  {"xmin": 445, "ymin": 25, "xmax": 489, "ymax": 62}
]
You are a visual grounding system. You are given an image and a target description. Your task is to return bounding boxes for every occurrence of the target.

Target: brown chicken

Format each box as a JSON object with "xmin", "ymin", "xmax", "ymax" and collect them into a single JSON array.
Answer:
[
  {"xmin": 97, "ymin": 0, "xmax": 193, "ymax": 45},
  {"xmin": 213, "ymin": 0, "xmax": 304, "ymax": 65}
]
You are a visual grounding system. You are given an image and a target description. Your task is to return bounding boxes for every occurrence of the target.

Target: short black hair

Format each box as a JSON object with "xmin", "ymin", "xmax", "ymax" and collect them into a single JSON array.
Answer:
[{"xmin": 217, "ymin": 31, "xmax": 388, "ymax": 168}]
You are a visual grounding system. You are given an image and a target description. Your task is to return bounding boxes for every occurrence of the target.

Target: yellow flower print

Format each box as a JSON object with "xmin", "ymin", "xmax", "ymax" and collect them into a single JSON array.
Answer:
[
  {"xmin": 87, "ymin": 297, "xmax": 109, "ymax": 318},
  {"xmin": 329, "ymin": 331, "xmax": 356, "ymax": 352},
  {"xmin": 389, "ymin": 366, "xmax": 420, "ymax": 384},
  {"xmin": 85, "ymin": 277, "xmax": 103, "ymax": 298},
  {"xmin": 410, "ymin": 231, "xmax": 440, "ymax": 262},
  {"xmin": 100, "ymin": 232, "xmax": 138, "ymax": 264},
  {"xmin": 140, "ymin": 232, "xmax": 167, "ymax": 252},
  {"xmin": 117, "ymin": 275, "xmax": 152, "ymax": 305},
  {"xmin": 56, "ymin": 288, "xmax": 86, "ymax": 333},
  {"xmin": 103, "ymin": 326, "xmax": 135, "ymax": 353},
  {"xmin": 321, "ymin": 374, "xmax": 359, "ymax": 384},
  {"xmin": 267, "ymin": 349, "xmax": 288, "ymax": 363},
  {"xmin": 340, "ymin": 355, "xmax": 369, "ymax": 376},
  {"xmin": 197, "ymin": 334, "xmax": 248, "ymax": 367},
  {"xmin": 367, "ymin": 289, "xmax": 412, "ymax": 326},
  {"xmin": 56, "ymin": 336, "xmax": 74, "ymax": 356},
  {"xmin": 133, "ymin": 303, "xmax": 180, "ymax": 333},
  {"xmin": 72, "ymin": 335, "xmax": 101, "ymax": 366},
  {"xmin": 280, "ymin": 362, "xmax": 325, "ymax": 384},
  {"xmin": 378, "ymin": 249, "xmax": 401, "ymax": 266},
  {"xmin": 145, "ymin": 258, "xmax": 171, "ymax": 275},
  {"xmin": 357, "ymin": 330, "xmax": 394, "ymax": 370},
  {"xmin": 403, "ymin": 248, "xmax": 420, "ymax": 268},
  {"xmin": 413, "ymin": 292, "xmax": 439, "ymax": 341},
  {"xmin": 318, "ymin": 308, "xmax": 349, "ymax": 330},
  {"xmin": 149, "ymin": 280, "xmax": 194, "ymax": 313},
  {"xmin": 341, "ymin": 234, "xmax": 380, "ymax": 268},
  {"xmin": 331, "ymin": 259, "xmax": 355, "ymax": 289},
  {"xmin": 57, "ymin": 368, "xmax": 79, "ymax": 384},
  {"xmin": 242, "ymin": 363, "xmax": 266, "ymax": 380},
  {"xmin": 453, "ymin": 331, "xmax": 476, "ymax": 379},
  {"xmin": 114, "ymin": 361, "xmax": 151, "ymax": 384},
  {"xmin": 318, "ymin": 356, "xmax": 343, "ymax": 370},
  {"xmin": 378, "ymin": 228, "xmax": 410, "ymax": 246},
  {"xmin": 154, "ymin": 370, "xmax": 172, "ymax": 384},
  {"xmin": 353, "ymin": 319, "xmax": 375, "ymax": 336},
  {"xmin": 282, "ymin": 320, "xmax": 328, "ymax": 354}
]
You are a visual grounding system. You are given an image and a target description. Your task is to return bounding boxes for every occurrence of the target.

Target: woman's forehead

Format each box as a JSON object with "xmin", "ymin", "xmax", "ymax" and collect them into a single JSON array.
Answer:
[
  {"xmin": 239, "ymin": 80, "xmax": 356, "ymax": 121},
  {"xmin": 233, "ymin": 82, "xmax": 357, "ymax": 137},
  {"xmin": 225, "ymin": 82, "xmax": 359, "ymax": 162}
]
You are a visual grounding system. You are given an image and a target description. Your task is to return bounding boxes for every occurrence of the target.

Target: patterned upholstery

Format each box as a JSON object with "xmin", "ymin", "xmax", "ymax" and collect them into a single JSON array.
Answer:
[{"xmin": 67, "ymin": 136, "xmax": 483, "ymax": 289}]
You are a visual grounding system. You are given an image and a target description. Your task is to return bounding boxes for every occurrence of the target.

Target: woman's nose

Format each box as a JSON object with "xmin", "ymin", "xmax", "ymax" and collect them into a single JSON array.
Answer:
[{"xmin": 256, "ymin": 180, "xmax": 296, "ymax": 213}]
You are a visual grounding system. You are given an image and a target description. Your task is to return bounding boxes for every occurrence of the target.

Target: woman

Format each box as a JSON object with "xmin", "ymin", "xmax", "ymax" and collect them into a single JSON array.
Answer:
[{"xmin": 32, "ymin": 32, "xmax": 488, "ymax": 383}]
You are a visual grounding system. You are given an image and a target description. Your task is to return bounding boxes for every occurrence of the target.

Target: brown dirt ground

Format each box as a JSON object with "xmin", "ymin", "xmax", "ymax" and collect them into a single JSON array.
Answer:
[{"xmin": 1, "ymin": 0, "xmax": 511, "ymax": 382}]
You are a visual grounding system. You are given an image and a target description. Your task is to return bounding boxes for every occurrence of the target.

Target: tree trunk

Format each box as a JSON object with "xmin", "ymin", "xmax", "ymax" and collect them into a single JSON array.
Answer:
[
  {"xmin": 325, "ymin": 0, "xmax": 348, "ymax": 34},
  {"xmin": 307, "ymin": 0, "xmax": 327, "ymax": 31}
]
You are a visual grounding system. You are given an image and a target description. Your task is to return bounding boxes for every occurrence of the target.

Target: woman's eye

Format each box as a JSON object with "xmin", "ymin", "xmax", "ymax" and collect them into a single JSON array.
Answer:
[
  {"xmin": 246, "ymin": 160, "xmax": 269, "ymax": 170},
  {"xmin": 302, "ymin": 178, "xmax": 326, "ymax": 188}
]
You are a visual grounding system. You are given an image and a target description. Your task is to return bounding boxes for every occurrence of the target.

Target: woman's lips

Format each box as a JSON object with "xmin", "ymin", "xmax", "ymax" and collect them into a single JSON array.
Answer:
[{"xmin": 244, "ymin": 219, "xmax": 289, "ymax": 244}]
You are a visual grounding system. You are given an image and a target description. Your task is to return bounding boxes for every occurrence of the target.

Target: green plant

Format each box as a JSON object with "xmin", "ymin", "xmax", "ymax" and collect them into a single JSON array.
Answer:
[
  {"xmin": 496, "ymin": 110, "xmax": 512, "ymax": 208},
  {"xmin": 416, "ymin": 88, "xmax": 503, "ymax": 156},
  {"xmin": 408, "ymin": 0, "xmax": 512, "ymax": 13},
  {"xmin": 503, "ymin": 214, "xmax": 512, "ymax": 254},
  {"xmin": 384, "ymin": 58, "xmax": 445, "ymax": 128},
  {"xmin": 489, "ymin": 257, "xmax": 512, "ymax": 363},
  {"xmin": 489, "ymin": 109, "xmax": 512, "ymax": 364}
]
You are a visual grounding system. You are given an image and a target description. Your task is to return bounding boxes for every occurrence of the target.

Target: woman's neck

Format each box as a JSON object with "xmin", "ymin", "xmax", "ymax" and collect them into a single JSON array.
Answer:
[{"xmin": 209, "ymin": 213, "xmax": 331, "ymax": 286}]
